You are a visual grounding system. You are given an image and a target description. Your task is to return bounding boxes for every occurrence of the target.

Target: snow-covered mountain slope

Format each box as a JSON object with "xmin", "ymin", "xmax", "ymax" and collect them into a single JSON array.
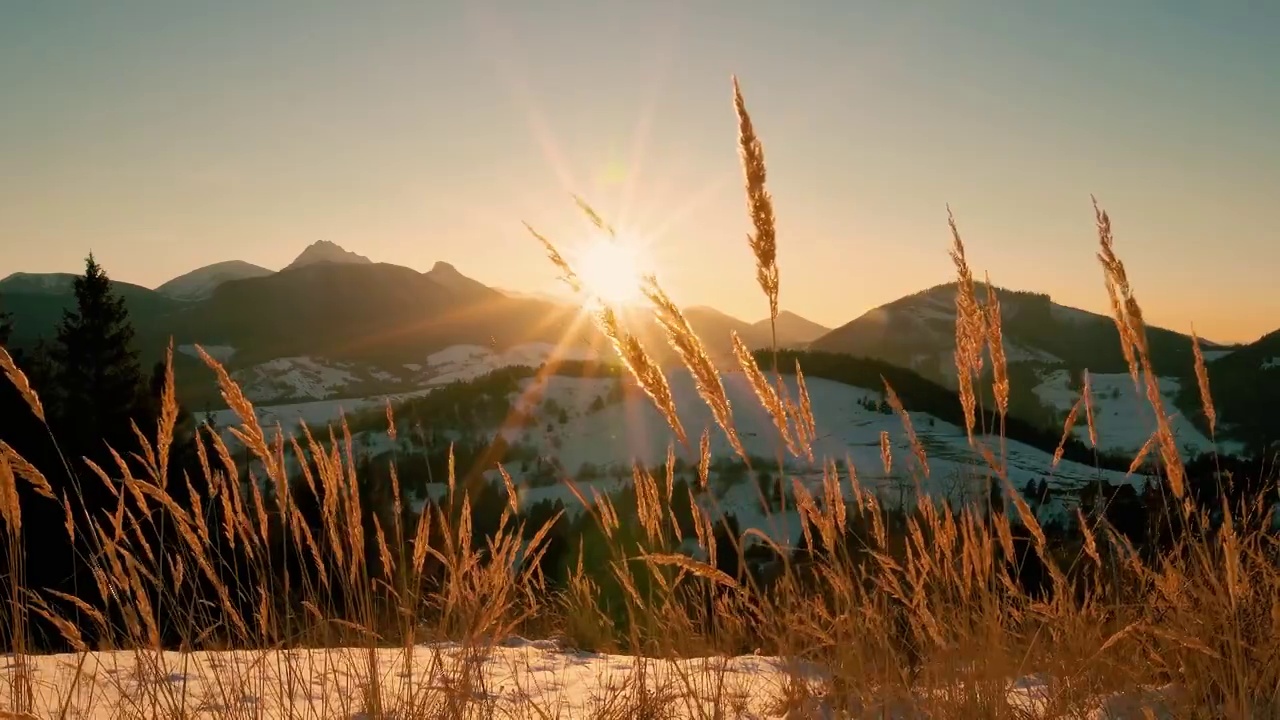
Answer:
[
  {"xmin": 284, "ymin": 240, "xmax": 373, "ymax": 269},
  {"xmin": 511, "ymin": 372, "xmax": 1126, "ymax": 489},
  {"xmin": 155, "ymin": 260, "xmax": 272, "ymax": 300},
  {"xmin": 202, "ymin": 342, "xmax": 600, "ymax": 424},
  {"xmin": 412, "ymin": 342, "xmax": 597, "ymax": 385},
  {"xmin": 393, "ymin": 370, "xmax": 1131, "ymax": 546},
  {"xmin": 1033, "ymin": 369, "xmax": 1236, "ymax": 456},
  {"xmin": 208, "ymin": 349, "xmax": 1137, "ymax": 548},
  {"xmin": 232, "ymin": 356, "xmax": 364, "ymax": 402}
]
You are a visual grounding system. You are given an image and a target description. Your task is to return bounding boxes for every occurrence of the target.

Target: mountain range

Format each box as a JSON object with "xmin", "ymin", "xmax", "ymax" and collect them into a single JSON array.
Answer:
[
  {"xmin": 1, "ymin": 240, "xmax": 1276, "ymax": 450},
  {"xmin": 0, "ymin": 241, "xmax": 830, "ymax": 361}
]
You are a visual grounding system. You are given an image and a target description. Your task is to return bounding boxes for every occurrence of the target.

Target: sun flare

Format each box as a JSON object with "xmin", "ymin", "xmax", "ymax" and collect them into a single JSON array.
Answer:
[{"xmin": 571, "ymin": 234, "xmax": 650, "ymax": 308}]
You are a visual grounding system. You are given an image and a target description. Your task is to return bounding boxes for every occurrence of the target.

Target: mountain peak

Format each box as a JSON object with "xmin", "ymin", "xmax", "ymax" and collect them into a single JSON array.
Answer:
[
  {"xmin": 286, "ymin": 241, "xmax": 372, "ymax": 270},
  {"xmin": 425, "ymin": 260, "xmax": 502, "ymax": 300},
  {"xmin": 751, "ymin": 310, "xmax": 832, "ymax": 346}
]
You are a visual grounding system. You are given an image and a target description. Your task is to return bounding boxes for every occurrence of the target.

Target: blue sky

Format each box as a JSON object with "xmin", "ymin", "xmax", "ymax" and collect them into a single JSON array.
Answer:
[{"xmin": 2, "ymin": 1, "xmax": 1278, "ymax": 342}]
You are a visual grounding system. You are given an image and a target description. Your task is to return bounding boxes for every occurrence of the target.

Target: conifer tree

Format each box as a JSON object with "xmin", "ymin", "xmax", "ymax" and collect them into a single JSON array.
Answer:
[{"xmin": 52, "ymin": 254, "xmax": 148, "ymax": 469}]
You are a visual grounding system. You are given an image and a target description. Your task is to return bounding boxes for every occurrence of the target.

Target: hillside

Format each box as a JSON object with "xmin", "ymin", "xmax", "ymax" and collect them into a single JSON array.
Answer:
[
  {"xmin": 155, "ymin": 260, "xmax": 273, "ymax": 301},
  {"xmin": 9, "ymin": 248, "xmax": 1266, "ymax": 451},
  {"xmin": 201, "ymin": 345, "xmax": 1150, "ymax": 555},
  {"xmin": 811, "ymin": 283, "xmax": 1217, "ymax": 383},
  {"xmin": 805, "ymin": 282, "xmax": 1243, "ymax": 438},
  {"xmin": 1186, "ymin": 327, "xmax": 1280, "ymax": 450}
]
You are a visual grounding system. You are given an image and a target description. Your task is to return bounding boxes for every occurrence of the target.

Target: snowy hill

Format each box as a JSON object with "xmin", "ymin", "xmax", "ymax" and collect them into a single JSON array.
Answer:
[
  {"xmin": 155, "ymin": 260, "xmax": 273, "ymax": 300},
  {"xmin": 200, "ymin": 342, "xmax": 600, "ymax": 427},
  {"xmin": 204, "ymin": 343, "xmax": 1145, "ymax": 549},
  {"xmin": 1033, "ymin": 369, "xmax": 1234, "ymax": 456}
]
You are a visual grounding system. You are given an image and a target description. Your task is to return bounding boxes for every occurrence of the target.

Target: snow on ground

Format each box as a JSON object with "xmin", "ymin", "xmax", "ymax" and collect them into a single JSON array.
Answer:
[
  {"xmin": 0, "ymin": 641, "xmax": 1188, "ymax": 719},
  {"xmin": 512, "ymin": 373, "xmax": 1128, "ymax": 539},
  {"xmin": 1033, "ymin": 369, "xmax": 1227, "ymax": 457},
  {"xmin": 233, "ymin": 357, "xmax": 362, "ymax": 402},
  {"xmin": 206, "ymin": 350, "xmax": 1140, "ymax": 546},
  {"xmin": 200, "ymin": 389, "xmax": 434, "ymax": 432},
  {"xmin": 413, "ymin": 342, "xmax": 597, "ymax": 386},
  {"xmin": 406, "ymin": 372, "xmax": 1128, "ymax": 545},
  {"xmin": 203, "ymin": 343, "xmax": 603, "ymax": 430},
  {"xmin": 516, "ymin": 372, "xmax": 1122, "ymax": 489},
  {"xmin": 1263, "ymin": 357, "xmax": 1279, "ymax": 371},
  {"xmin": 177, "ymin": 343, "xmax": 236, "ymax": 363}
]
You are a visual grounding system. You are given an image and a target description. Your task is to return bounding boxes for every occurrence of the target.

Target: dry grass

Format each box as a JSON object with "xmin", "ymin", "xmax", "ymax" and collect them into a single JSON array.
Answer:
[{"xmin": 2, "ymin": 78, "xmax": 1278, "ymax": 720}]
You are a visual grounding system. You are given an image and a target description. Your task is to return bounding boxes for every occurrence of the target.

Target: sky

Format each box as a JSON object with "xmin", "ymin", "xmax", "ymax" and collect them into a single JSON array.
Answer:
[{"xmin": 2, "ymin": 1, "xmax": 1279, "ymax": 344}]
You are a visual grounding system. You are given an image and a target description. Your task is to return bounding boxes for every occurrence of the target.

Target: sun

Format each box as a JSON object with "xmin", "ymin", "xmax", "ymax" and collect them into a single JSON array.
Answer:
[{"xmin": 571, "ymin": 234, "xmax": 650, "ymax": 308}]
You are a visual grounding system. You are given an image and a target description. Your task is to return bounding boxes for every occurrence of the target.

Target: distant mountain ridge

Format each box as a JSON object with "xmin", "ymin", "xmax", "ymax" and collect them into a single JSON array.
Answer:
[
  {"xmin": 0, "ymin": 272, "xmax": 83, "ymax": 295},
  {"xmin": 6, "ymin": 243, "xmax": 1273, "ymax": 448},
  {"xmin": 156, "ymin": 260, "xmax": 273, "ymax": 301},
  {"xmin": 752, "ymin": 310, "xmax": 831, "ymax": 347},
  {"xmin": 810, "ymin": 282, "xmax": 1223, "ymax": 385},
  {"xmin": 4, "ymin": 243, "xmax": 830, "ymax": 364},
  {"xmin": 0, "ymin": 273, "xmax": 182, "ymax": 350}
]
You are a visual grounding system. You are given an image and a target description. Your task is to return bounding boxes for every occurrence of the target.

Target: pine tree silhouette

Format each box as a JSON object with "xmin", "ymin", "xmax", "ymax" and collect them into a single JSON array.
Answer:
[{"xmin": 52, "ymin": 254, "xmax": 148, "ymax": 474}]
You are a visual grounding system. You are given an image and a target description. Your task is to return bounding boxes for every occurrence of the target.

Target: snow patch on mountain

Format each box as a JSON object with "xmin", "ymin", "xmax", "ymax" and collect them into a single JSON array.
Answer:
[
  {"xmin": 1263, "ymin": 357, "xmax": 1279, "ymax": 371},
  {"xmin": 202, "ymin": 390, "xmax": 431, "ymax": 433},
  {"xmin": 414, "ymin": 342, "xmax": 598, "ymax": 386},
  {"xmin": 518, "ymin": 372, "xmax": 1123, "ymax": 490},
  {"xmin": 395, "ymin": 371, "xmax": 1135, "ymax": 546},
  {"xmin": 205, "ymin": 343, "xmax": 603, "ymax": 429},
  {"xmin": 208, "ymin": 360, "xmax": 1142, "ymax": 548},
  {"xmin": 233, "ymin": 357, "xmax": 362, "ymax": 402},
  {"xmin": 1033, "ymin": 369, "xmax": 1225, "ymax": 457}
]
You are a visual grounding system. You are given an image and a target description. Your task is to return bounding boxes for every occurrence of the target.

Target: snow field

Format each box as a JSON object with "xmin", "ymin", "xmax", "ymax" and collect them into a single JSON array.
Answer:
[
  {"xmin": 1, "ymin": 641, "xmax": 1187, "ymax": 719},
  {"xmin": 1032, "ymin": 369, "xmax": 1229, "ymax": 457},
  {"xmin": 202, "ymin": 343, "xmax": 1147, "ymax": 549}
]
